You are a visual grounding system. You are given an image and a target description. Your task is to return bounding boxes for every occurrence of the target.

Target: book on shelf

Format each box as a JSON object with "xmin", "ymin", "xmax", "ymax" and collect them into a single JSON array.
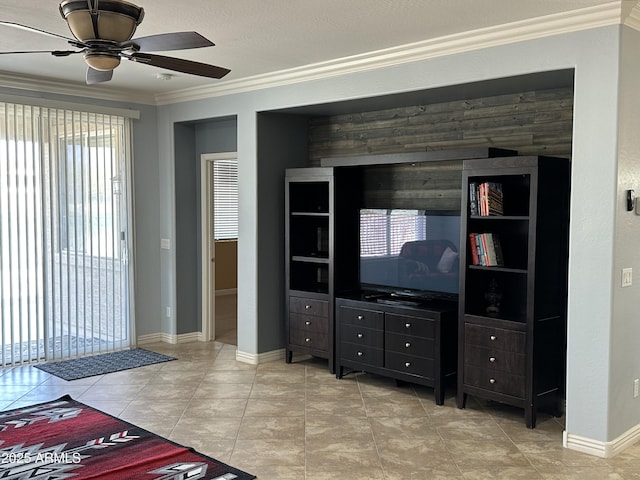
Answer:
[
  {"xmin": 469, "ymin": 182, "xmax": 479, "ymax": 216},
  {"xmin": 469, "ymin": 181, "xmax": 503, "ymax": 216},
  {"xmin": 468, "ymin": 232, "xmax": 504, "ymax": 267}
]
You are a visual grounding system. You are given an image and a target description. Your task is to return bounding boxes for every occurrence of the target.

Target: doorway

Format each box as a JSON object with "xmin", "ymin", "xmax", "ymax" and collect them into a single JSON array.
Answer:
[{"xmin": 200, "ymin": 152, "xmax": 238, "ymax": 344}]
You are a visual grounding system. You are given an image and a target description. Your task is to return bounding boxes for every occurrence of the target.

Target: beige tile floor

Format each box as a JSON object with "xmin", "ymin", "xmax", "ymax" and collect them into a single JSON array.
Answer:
[{"xmin": 2, "ymin": 344, "xmax": 640, "ymax": 480}]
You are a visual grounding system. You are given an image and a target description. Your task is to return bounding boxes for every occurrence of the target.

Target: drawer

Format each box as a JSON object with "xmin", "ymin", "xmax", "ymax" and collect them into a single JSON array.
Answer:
[
  {"xmin": 385, "ymin": 332, "xmax": 434, "ymax": 358},
  {"xmin": 386, "ymin": 314, "xmax": 435, "ymax": 339},
  {"xmin": 340, "ymin": 342, "xmax": 383, "ymax": 367},
  {"xmin": 289, "ymin": 329, "xmax": 328, "ymax": 351},
  {"xmin": 385, "ymin": 351, "xmax": 434, "ymax": 378},
  {"xmin": 464, "ymin": 344, "xmax": 526, "ymax": 375},
  {"xmin": 290, "ymin": 313, "xmax": 328, "ymax": 334},
  {"xmin": 338, "ymin": 306, "xmax": 384, "ymax": 330},
  {"xmin": 465, "ymin": 323, "xmax": 525, "ymax": 353},
  {"xmin": 289, "ymin": 297, "xmax": 328, "ymax": 317},
  {"xmin": 464, "ymin": 365, "xmax": 525, "ymax": 398},
  {"xmin": 341, "ymin": 324, "xmax": 383, "ymax": 349}
]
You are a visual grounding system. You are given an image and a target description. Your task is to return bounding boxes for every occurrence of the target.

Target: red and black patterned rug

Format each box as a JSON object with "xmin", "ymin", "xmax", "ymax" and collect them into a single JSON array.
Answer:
[{"xmin": 0, "ymin": 395, "xmax": 256, "ymax": 479}]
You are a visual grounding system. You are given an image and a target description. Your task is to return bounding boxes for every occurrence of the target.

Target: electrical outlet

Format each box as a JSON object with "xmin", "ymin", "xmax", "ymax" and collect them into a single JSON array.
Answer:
[
  {"xmin": 622, "ymin": 268, "xmax": 633, "ymax": 287},
  {"xmin": 634, "ymin": 379, "xmax": 639, "ymax": 398}
]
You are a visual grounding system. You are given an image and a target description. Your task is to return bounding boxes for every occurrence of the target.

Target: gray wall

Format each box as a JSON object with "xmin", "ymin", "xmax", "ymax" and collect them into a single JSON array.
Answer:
[
  {"xmin": 256, "ymin": 112, "xmax": 309, "ymax": 353},
  {"xmin": 174, "ymin": 123, "xmax": 198, "ymax": 335},
  {"xmin": 610, "ymin": 25, "xmax": 640, "ymax": 440}
]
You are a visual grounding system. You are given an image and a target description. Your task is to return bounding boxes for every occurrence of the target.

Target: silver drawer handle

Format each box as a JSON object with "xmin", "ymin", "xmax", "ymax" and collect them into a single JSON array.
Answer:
[
  {"xmin": 305, "ymin": 338, "xmax": 311, "ymax": 343},
  {"xmin": 405, "ymin": 342, "xmax": 411, "ymax": 348},
  {"xmin": 490, "ymin": 335, "xmax": 497, "ymax": 341},
  {"xmin": 305, "ymin": 305, "xmax": 312, "ymax": 310},
  {"xmin": 489, "ymin": 378, "xmax": 496, "ymax": 384},
  {"xmin": 357, "ymin": 315, "xmax": 364, "ymax": 320},
  {"xmin": 489, "ymin": 357, "xmax": 496, "ymax": 363},
  {"xmin": 405, "ymin": 323, "xmax": 411, "ymax": 329},
  {"xmin": 357, "ymin": 333, "xmax": 364, "ymax": 339},
  {"xmin": 357, "ymin": 351, "xmax": 364, "ymax": 357},
  {"xmin": 305, "ymin": 321, "xmax": 311, "ymax": 326},
  {"xmin": 405, "ymin": 362, "xmax": 411, "ymax": 367}
]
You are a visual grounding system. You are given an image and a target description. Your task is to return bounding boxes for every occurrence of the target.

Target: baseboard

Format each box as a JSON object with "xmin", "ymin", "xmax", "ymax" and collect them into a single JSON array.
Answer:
[
  {"xmin": 564, "ymin": 422, "xmax": 640, "ymax": 458},
  {"xmin": 137, "ymin": 333, "xmax": 174, "ymax": 345},
  {"xmin": 216, "ymin": 288, "xmax": 237, "ymax": 296},
  {"xmin": 236, "ymin": 348, "xmax": 285, "ymax": 365},
  {"xmin": 137, "ymin": 332, "xmax": 206, "ymax": 345},
  {"xmin": 137, "ymin": 334, "xmax": 286, "ymax": 365}
]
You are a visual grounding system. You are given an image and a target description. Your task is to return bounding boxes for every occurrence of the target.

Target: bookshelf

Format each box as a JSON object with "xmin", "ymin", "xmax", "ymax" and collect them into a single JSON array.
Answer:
[
  {"xmin": 284, "ymin": 167, "xmax": 360, "ymax": 372},
  {"xmin": 457, "ymin": 156, "xmax": 570, "ymax": 427}
]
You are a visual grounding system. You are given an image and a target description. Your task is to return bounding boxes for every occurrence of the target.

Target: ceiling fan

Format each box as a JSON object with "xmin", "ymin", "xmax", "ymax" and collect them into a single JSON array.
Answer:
[{"xmin": 0, "ymin": 0, "xmax": 231, "ymax": 85}]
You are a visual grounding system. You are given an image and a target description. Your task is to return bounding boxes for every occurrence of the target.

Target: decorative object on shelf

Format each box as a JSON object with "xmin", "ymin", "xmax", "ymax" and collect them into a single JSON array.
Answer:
[{"xmin": 484, "ymin": 278, "xmax": 502, "ymax": 316}]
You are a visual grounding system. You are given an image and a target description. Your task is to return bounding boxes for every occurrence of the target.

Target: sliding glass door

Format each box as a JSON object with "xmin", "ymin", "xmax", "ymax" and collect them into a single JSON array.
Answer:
[{"xmin": 0, "ymin": 102, "xmax": 133, "ymax": 366}]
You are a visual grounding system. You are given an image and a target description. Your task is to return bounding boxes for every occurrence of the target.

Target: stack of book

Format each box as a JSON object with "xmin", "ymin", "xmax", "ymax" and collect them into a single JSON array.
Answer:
[
  {"xmin": 469, "ymin": 232, "xmax": 504, "ymax": 267},
  {"xmin": 469, "ymin": 181, "xmax": 503, "ymax": 216}
]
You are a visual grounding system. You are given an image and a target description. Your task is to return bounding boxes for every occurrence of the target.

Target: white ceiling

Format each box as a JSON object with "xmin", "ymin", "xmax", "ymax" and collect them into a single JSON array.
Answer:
[{"xmin": 0, "ymin": 0, "xmax": 631, "ymax": 100}]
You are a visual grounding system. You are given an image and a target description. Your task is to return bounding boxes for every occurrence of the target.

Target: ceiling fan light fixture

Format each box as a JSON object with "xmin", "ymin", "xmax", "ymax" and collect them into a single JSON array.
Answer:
[
  {"xmin": 59, "ymin": 0, "xmax": 144, "ymax": 42},
  {"xmin": 84, "ymin": 52, "xmax": 121, "ymax": 71}
]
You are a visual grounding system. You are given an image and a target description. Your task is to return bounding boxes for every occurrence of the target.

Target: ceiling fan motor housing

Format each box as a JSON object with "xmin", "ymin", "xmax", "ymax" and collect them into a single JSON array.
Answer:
[{"xmin": 59, "ymin": 0, "xmax": 145, "ymax": 43}]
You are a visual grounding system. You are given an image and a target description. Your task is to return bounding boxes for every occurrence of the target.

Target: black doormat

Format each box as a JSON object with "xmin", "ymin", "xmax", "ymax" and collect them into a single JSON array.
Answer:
[{"xmin": 34, "ymin": 348, "xmax": 177, "ymax": 381}]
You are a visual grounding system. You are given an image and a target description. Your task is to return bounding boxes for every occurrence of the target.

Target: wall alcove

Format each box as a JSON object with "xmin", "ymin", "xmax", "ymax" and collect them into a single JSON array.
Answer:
[{"xmin": 256, "ymin": 67, "xmax": 575, "ymax": 407}]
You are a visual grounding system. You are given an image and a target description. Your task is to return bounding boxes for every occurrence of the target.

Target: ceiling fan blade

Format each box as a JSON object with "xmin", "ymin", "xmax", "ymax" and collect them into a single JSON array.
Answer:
[
  {"xmin": 86, "ymin": 67, "xmax": 113, "ymax": 85},
  {"xmin": 127, "ymin": 32, "xmax": 214, "ymax": 52},
  {"xmin": 0, "ymin": 50, "xmax": 79, "ymax": 56},
  {"xmin": 0, "ymin": 21, "xmax": 81, "ymax": 45},
  {"xmin": 128, "ymin": 52, "xmax": 230, "ymax": 79}
]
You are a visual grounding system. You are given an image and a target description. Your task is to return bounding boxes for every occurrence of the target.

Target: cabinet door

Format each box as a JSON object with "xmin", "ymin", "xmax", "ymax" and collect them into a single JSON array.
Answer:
[
  {"xmin": 464, "ymin": 323, "xmax": 525, "ymax": 353},
  {"xmin": 338, "ymin": 306, "xmax": 384, "ymax": 330},
  {"xmin": 385, "ymin": 352, "xmax": 434, "ymax": 378},
  {"xmin": 341, "ymin": 324, "xmax": 384, "ymax": 349},
  {"xmin": 340, "ymin": 342, "xmax": 384, "ymax": 367},
  {"xmin": 386, "ymin": 314, "xmax": 435, "ymax": 338},
  {"xmin": 385, "ymin": 332, "xmax": 434, "ymax": 358},
  {"xmin": 463, "ymin": 365, "xmax": 525, "ymax": 398}
]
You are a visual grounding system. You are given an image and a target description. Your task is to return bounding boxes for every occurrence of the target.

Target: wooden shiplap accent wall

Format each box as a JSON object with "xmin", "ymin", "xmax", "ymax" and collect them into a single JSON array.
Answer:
[{"xmin": 307, "ymin": 87, "xmax": 573, "ymax": 210}]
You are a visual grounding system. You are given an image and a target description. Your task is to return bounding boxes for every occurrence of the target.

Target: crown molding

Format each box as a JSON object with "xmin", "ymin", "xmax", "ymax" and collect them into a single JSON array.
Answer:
[
  {"xmin": 154, "ymin": 1, "xmax": 624, "ymax": 105},
  {"xmin": 623, "ymin": 1, "xmax": 640, "ymax": 29},
  {"xmin": 0, "ymin": 71, "xmax": 157, "ymax": 105}
]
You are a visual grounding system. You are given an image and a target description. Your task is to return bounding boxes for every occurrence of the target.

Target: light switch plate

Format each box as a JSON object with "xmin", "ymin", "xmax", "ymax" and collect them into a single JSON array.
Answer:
[
  {"xmin": 622, "ymin": 268, "xmax": 633, "ymax": 287},
  {"xmin": 160, "ymin": 238, "xmax": 171, "ymax": 250}
]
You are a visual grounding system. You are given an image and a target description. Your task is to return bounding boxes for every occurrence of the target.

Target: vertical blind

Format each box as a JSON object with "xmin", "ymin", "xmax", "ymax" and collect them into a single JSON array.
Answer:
[
  {"xmin": 211, "ymin": 159, "xmax": 238, "ymax": 240},
  {"xmin": 0, "ymin": 102, "xmax": 132, "ymax": 365}
]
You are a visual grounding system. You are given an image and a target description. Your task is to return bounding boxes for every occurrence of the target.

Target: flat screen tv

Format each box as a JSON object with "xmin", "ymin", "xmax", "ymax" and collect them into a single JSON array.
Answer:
[{"xmin": 359, "ymin": 208, "xmax": 461, "ymax": 301}]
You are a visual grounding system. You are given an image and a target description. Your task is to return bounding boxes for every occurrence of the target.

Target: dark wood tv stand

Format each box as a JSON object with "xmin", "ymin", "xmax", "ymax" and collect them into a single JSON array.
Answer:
[{"xmin": 335, "ymin": 294, "xmax": 457, "ymax": 405}]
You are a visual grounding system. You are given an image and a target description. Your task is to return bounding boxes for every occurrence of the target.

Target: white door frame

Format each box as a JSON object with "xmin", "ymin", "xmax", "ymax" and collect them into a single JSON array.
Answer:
[{"xmin": 200, "ymin": 151, "xmax": 237, "ymax": 341}]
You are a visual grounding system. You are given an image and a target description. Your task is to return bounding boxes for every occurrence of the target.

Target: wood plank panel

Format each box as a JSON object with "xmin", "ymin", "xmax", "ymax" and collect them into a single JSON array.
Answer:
[{"xmin": 307, "ymin": 86, "xmax": 573, "ymax": 209}]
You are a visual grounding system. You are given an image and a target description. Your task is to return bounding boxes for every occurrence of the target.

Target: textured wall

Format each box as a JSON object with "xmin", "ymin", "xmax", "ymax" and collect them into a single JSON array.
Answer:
[{"xmin": 308, "ymin": 87, "xmax": 573, "ymax": 165}]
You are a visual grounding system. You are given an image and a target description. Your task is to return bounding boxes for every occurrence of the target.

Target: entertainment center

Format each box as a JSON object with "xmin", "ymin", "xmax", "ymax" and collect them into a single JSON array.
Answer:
[{"xmin": 284, "ymin": 147, "xmax": 570, "ymax": 426}]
